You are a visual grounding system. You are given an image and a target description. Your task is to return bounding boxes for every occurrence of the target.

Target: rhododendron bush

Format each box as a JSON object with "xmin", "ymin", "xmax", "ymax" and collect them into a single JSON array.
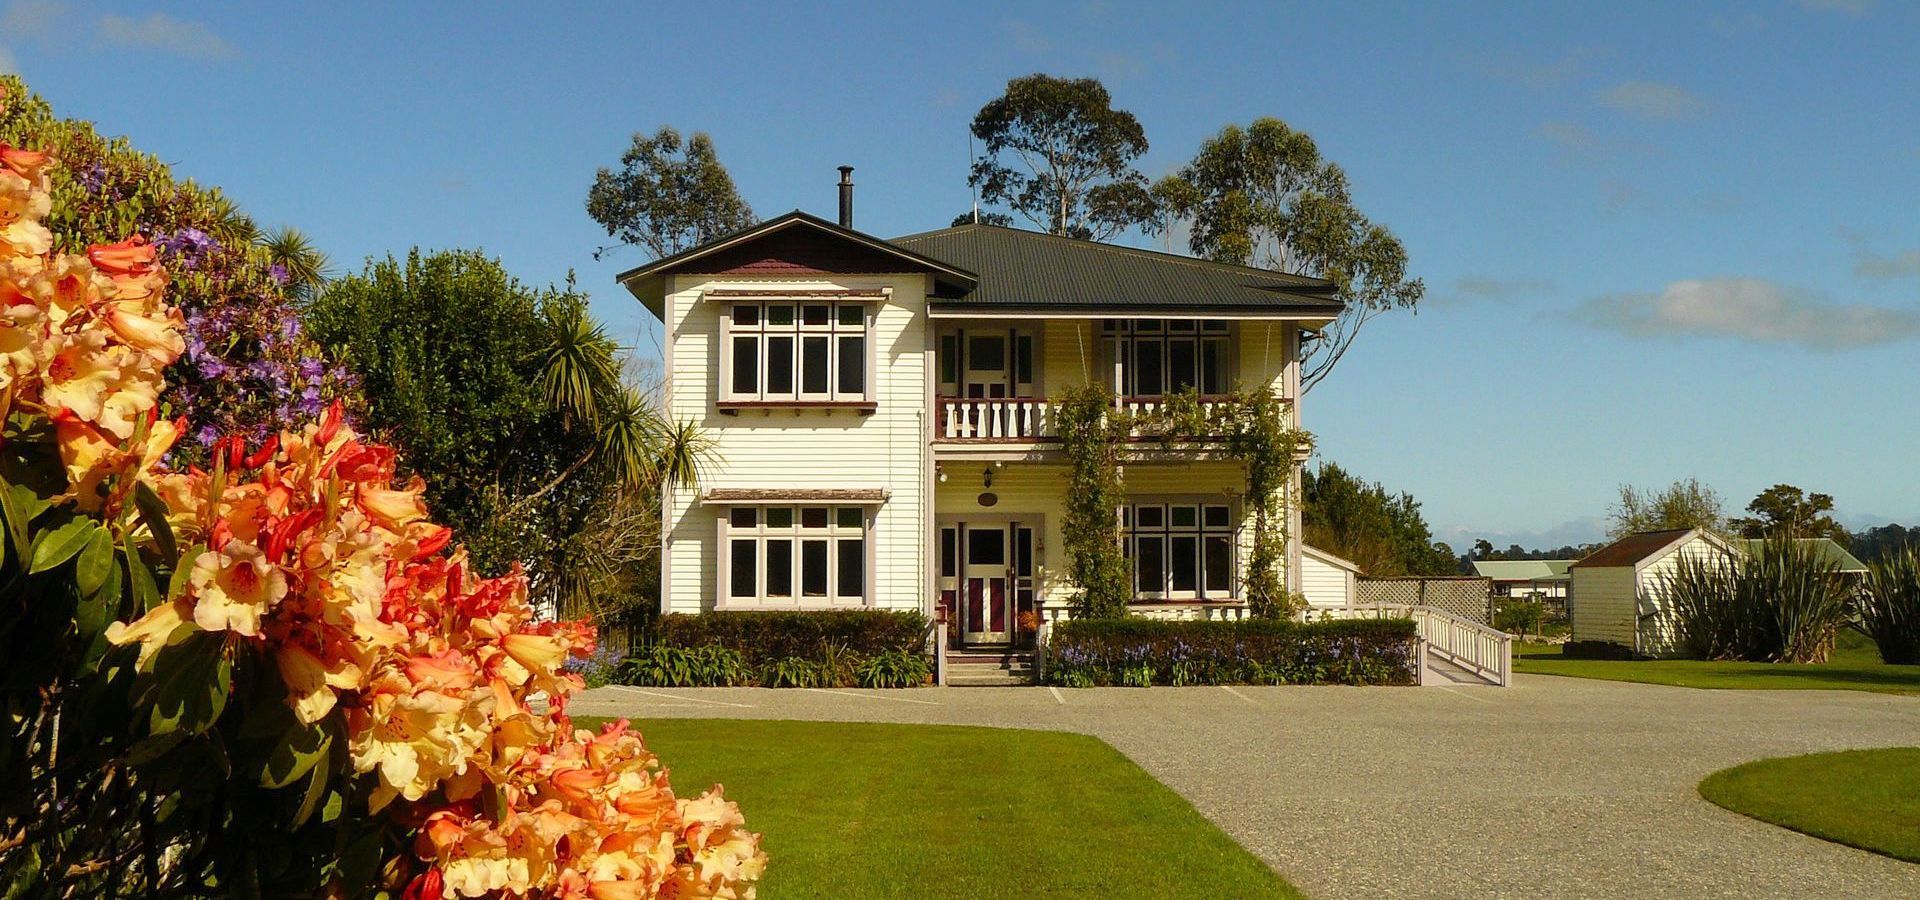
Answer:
[{"xmin": 0, "ymin": 141, "xmax": 761, "ymax": 896}]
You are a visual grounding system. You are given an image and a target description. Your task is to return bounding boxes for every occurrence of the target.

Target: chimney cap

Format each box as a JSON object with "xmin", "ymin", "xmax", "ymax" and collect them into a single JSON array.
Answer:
[{"xmin": 838, "ymin": 165, "xmax": 855, "ymax": 180}]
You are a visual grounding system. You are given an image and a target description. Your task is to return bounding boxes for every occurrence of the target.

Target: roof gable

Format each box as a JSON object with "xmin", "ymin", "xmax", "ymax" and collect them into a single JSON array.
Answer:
[
  {"xmin": 1572, "ymin": 529, "xmax": 1737, "ymax": 570},
  {"xmin": 1472, "ymin": 560, "xmax": 1576, "ymax": 581},
  {"xmin": 1739, "ymin": 537, "xmax": 1869, "ymax": 572},
  {"xmin": 617, "ymin": 211, "xmax": 977, "ymax": 317}
]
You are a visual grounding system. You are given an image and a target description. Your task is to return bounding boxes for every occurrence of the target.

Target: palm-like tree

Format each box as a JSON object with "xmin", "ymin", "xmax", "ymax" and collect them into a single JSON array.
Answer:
[{"xmin": 258, "ymin": 226, "xmax": 331, "ymax": 299}]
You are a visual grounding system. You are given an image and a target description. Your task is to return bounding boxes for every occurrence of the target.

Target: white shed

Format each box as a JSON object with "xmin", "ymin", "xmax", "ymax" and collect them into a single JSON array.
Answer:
[
  {"xmin": 1568, "ymin": 528, "xmax": 1741, "ymax": 657},
  {"xmin": 1300, "ymin": 544, "xmax": 1362, "ymax": 608}
]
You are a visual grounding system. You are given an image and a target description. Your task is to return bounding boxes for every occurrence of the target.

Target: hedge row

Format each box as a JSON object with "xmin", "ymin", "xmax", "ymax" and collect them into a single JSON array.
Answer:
[
  {"xmin": 624, "ymin": 610, "xmax": 933, "ymax": 688},
  {"xmin": 1045, "ymin": 617, "xmax": 1419, "ymax": 687}
]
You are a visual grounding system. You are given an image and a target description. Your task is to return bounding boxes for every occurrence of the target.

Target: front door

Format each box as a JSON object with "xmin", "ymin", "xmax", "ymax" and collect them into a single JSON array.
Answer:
[
  {"xmin": 962, "ymin": 526, "xmax": 1009, "ymax": 643},
  {"xmin": 964, "ymin": 333, "xmax": 1009, "ymax": 399}
]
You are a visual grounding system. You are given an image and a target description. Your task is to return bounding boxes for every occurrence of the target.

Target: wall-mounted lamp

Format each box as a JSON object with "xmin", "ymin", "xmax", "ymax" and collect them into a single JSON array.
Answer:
[{"xmin": 982, "ymin": 467, "xmax": 994, "ymax": 488}]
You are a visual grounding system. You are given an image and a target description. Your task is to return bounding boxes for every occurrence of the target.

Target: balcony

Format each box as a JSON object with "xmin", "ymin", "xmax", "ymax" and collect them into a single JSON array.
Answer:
[{"xmin": 935, "ymin": 396, "xmax": 1238, "ymax": 443}]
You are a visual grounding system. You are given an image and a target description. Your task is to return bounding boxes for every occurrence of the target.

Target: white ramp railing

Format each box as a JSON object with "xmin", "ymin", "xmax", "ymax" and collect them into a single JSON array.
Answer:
[{"xmin": 1307, "ymin": 603, "xmax": 1512, "ymax": 687}]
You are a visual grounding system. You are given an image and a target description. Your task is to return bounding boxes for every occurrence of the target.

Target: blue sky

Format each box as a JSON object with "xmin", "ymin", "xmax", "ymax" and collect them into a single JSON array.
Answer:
[{"xmin": 4, "ymin": 0, "xmax": 1916, "ymax": 548}]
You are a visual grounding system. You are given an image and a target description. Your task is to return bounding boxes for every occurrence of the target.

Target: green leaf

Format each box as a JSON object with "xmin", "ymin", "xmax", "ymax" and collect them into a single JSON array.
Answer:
[
  {"xmin": 123, "ymin": 729, "xmax": 187, "ymax": 767},
  {"xmin": 258, "ymin": 713, "xmax": 332, "ymax": 789},
  {"xmin": 148, "ymin": 633, "xmax": 232, "ymax": 737},
  {"xmin": 75, "ymin": 526, "xmax": 114, "ymax": 598},
  {"xmin": 72, "ymin": 559, "xmax": 122, "ymax": 675},
  {"xmin": 125, "ymin": 535, "xmax": 160, "ymax": 612},
  {"xmin": 168, "ymin": 543, "xmax": 207, "ymax": 600},
  {"xmin": 290, "ymin": 754, "xmax": 331, "ymax": 828},
  {"xmin": 29, "ymin": 517, "xmax": 96, "ymax": 574},
  {"xmin": 336, "ymin": 828, "xmax": 385, "ymax": 895},
  {"xmin": 132, "ymin": 481, "xmax": 178, "ymax": 566}
]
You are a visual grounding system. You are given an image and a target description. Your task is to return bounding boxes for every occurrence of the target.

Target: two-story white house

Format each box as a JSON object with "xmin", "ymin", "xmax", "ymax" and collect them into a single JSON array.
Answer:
[{"xmin": 618, "ymin": 181, "xmax": 1344, "ymax": 652}]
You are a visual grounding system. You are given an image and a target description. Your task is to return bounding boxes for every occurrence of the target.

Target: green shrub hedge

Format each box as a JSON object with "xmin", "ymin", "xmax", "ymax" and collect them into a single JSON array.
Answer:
[
  {"xmin": 1045, "ymin": 618, "xmax": 1419, "ymax": 687},
  {"xmin": 622, "ymin": 610, "xmax": 932, "ymax": 688}
]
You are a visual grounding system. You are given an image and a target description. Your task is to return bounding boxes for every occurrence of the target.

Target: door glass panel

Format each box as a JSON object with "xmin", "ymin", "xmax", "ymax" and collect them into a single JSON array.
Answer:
[
  {"xmin": 1204, "ymin": 536, "xmax": 1233, "ymax": 595},
  {"xmin": 1201, "ymin": 339, "xmax": 1226, "ymax": 394},
  {"xmin": 801, "ymin": 540, "xmax": 828, "ymax": 596},
  {"xmin": 1133, "ymin": 339, "xmax": 1163, "ymax": 395},
  {"xmin": 940, "ymin": 334, "xmax": 959, "ymax": 387},
  {"xmin": 1136, "ymin": 537, "xmax": 1165, "ymax": 594},
  {"xmin": 836, "ymin": 539, "xmax": 864, "ymax": 598},
  {"xmin": 766, "ymin": 336, "xmax": 794, "ymax": 394},
  {"xmin": 765, "ymin": 540, "xmax": 792, "ymax": 597},
  {"xmin": 967, "ymin": 528, "xmax": 1005, "ymax": 566},
  {"xmin": 1168, "ymin": 339, "xmax": 1197, "ymax": 392},
  {"xmin": 940, "ymin": 528, "xmax": 957, "ymax": 577},
  {"xmin": 1014, "ymin": 335, "xmax": 1034, "ymax": 388},
  {"xmin": 730, "ymin": 540, "xmax": 756, "ymax": 598},
  {"xmin": 968, "ymin": 336, "xmax": 1005, "ymax": 372},
  {"xmin": 1015, "ymin": 527, "xmax": 1034, "ymax": 576},
  {"xmin": 1170, "ymin": 536, "xmax": 1199, "ymax": 593}
]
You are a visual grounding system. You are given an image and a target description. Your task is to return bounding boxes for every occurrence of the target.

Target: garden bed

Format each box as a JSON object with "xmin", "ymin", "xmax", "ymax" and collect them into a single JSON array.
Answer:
[{"xmin": 1045, "ymin": 617, "xmax": 1418, "ymax": 687}]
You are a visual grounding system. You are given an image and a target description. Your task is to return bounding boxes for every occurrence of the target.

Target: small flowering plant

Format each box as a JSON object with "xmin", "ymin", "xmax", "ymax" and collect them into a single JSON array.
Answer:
[{"xmin": 0, "ymin": 138, "xmax": 763, "ymax": 897}]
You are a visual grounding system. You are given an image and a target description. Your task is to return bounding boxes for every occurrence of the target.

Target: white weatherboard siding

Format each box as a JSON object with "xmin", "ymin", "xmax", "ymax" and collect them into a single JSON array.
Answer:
[
  {"xmin": 1634, "ymin": 535, "xmax": 1733, "ymax": 657},
  {"xmin": 1300, "ymin": 547, "xmax": 1357, "ymax": 607},
  {"xmin": 1570, "ymin": 567, "xmax": 1637, "ymax": 646},
  {"xmin": 663, "ymin": 273, "xmax": 932, "ymax": 614}
]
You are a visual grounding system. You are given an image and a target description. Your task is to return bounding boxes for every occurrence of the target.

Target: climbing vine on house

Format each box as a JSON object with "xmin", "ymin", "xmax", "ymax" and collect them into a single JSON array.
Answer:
[
  {"xmin": 1059, "ymin": 384, "xmax": 1309, "ymax": 621},
  {"xmin": 1057, "ymin": 384, "xmax": 1134, "ymax": 618}
]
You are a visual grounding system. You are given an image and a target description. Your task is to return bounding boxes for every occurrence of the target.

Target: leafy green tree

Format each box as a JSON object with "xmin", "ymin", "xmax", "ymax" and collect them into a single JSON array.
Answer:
[
  {"xmin": 967, "ymin": 74, "xmax": 1155, "ymax": 241},
  {"xmin": 305, "ymin": 250, "xmax": 697, "ymax": 614},
  {"xmin": 586, "ymin": 126, "xmax": 756, "ymax": 260},
  {"xmin": 1729, "ymin": 484, "xmax": 1851, "ymax": 545},
  {"xmin": 1852, "ymin": 524, "xmax": 1920, "ymax": 565},
  {"xmin": 1303, "ymin": 462, "xmax": 1455, "ymax": 576},
  {"xmin": 1154, "ymin": 118, "xmax": 1424, "ymax": 391},
  {"xmin": 1608, "ymin": 477, "xmax": 1725, "ymax": 539}
]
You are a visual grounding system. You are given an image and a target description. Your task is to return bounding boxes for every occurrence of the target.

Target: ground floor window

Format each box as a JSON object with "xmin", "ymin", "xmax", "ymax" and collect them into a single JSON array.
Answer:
[
  {"xmin": 723, "ymin": 505, "xmax": 868, "ymax": 604},
  {"xmin": 1124, "ymin": 500, "xmax": 1235, "ymax": 601}
]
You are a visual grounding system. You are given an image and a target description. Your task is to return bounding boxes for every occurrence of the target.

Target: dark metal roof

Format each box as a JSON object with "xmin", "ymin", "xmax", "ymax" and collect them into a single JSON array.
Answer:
[
  {"xmin": 1570, "ymin": 530, "xmax": 1698, "ymax": 569},
  {"xmin": 890, "ymin": 223, "xmax": 1344, "ymax": 314}
]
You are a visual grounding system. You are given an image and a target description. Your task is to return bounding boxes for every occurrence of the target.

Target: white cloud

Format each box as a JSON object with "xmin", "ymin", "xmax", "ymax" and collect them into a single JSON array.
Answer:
[
  {"xmin": 1598, "ymin": 81, "xmax": 1708, "ymax": 120},
  {"xmin": 1, "ymin": 0, "xmax": 66, "ymax": 37},
  {"xmin": 1471, "ymin": 47, "xmax": 1606, "ymax": 89},
  {"xmin": 97, "ymin": 12, "xmax": 236, "ymax": 60},
  {"xmin": 1855, "ymin": 247, "xmax": 1920, "ymax": 280},
  {"xmin": 1792, "ymin": 0, "xmax": 1875, "ymax": 16},
  {"xmin": 1452, "ymin": 275, "xmax": 1553, "ymax": 302},
  {"xmin": 1570, "ymin": 278, "xmax": 1920, "ymax": 351}
]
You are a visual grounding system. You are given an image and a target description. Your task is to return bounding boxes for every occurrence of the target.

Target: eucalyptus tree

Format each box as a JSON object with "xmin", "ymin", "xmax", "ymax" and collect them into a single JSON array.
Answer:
[
  {"xmin": 1154, "ymin": 118, "xmax": 1424, "ymax": 391},
  {"xmin": 967, "ymin": 74, "xmax": 1156, "ymax": 241},
  {"xmin": 587, "ymin": 126, "xmax": 756, "ymax": 260}
]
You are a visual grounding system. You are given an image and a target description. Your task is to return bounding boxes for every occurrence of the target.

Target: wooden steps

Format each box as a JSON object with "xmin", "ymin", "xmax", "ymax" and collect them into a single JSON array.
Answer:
[{"xmin": 945, "ymin": 649, "xmax": 1035, "ymax": 686}]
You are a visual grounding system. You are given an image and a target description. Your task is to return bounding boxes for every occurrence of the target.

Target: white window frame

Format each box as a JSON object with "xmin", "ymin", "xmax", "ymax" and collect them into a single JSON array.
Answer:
[
  {"xmin": 1124, "ymin": 498, "xmax": 1237, "ymax": 601},
  {"xmin": 1102, "ymin": 319, "xmax": 1233, "ymax": 399},
  {"xmin": 720, "ymin": 300, "xmax": 874, "ymax": 404},
  {"xmin": 716, "ymin": 504, "xmax": 874, "ymax": 608}
]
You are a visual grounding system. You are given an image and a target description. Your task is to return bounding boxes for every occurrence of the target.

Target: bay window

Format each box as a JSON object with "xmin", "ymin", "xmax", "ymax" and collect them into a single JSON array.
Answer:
[
  {"xmin": 1124, "ymin": 500, "xmax": 1236, "ymax": 601},
  {"xmin": 723, "ymin": 300, "xmax": 871, "ymax": 403},
  {"xmin": 722, "ymin": 505, "xmax": 869, "ymax": 605}
]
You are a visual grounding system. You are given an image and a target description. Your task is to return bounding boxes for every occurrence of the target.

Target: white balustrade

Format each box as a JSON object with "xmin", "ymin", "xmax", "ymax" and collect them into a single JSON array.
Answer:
[{"xmin": 935, "ymin": 397, "xmax": 1237, "ymax": 442}]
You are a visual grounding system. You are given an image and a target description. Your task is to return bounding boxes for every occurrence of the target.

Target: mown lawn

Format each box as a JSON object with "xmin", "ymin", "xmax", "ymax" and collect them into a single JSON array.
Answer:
[
  {"xmin": 577, "ymin": 717, "xmax": 1300, "ymax": 900},
  {"xmin": 1699, "ymin": 748, "xmax": 1920, "ymax": 863},
  {"xmin": 1513, "ymin": 631, "xmax": 1920, "ymax": 694}
]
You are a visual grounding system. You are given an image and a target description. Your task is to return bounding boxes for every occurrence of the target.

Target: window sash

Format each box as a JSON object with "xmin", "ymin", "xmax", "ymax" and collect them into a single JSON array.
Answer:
[
  {"xmin": 719, "ymin": 505, "xmax": 871, "ymax": 605},
  {"xmin": 723, "ymin": 301, "xmax": 871, "ymax": 402},
  {"xmin": 1124, "ymin": 500, "xmax": 1236, "ymax": 600}
]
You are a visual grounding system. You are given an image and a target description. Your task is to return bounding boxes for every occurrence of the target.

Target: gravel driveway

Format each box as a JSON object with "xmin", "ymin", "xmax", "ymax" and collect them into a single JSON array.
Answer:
[{"xmin": 571, "ymin": 676, "xmax": 1920, "ymax": 899}]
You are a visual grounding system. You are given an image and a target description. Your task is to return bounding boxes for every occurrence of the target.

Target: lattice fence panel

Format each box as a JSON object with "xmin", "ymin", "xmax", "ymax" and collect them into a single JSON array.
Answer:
[{"xmin": 1355, "ymin": 577, "xmax": 1494, "ymax": 624}]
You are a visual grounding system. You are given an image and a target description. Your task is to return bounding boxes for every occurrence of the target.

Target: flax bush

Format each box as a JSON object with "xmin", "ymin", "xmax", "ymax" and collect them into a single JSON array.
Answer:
[
  {"xmin": 1860, "ymin": 546, "xmax": 1920, "ymax": 664},
  {"xmin": 1660, "ymin": 536, "xmax": 1852, "ymax": 662}
]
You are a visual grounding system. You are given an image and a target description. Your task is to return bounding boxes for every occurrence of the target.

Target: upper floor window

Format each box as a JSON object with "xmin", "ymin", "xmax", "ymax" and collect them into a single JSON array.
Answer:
[
  {"xmin": 1125, "ymin": 500, "xmax": 1236, "ymax": 601},
  {"xmin": 937, "ymin": 327, "xmax": 1035, "ymax": 399},
  {"xmin": 1103, "ymin": 320, "xmax": 1230, "ymax": 397},
  {"xmin": 723, "ymin": 301, "xmax": 870, "ymax": 403}
]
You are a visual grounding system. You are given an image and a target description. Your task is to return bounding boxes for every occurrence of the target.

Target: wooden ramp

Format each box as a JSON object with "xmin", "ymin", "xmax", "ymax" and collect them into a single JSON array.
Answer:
[{"xmin": 1424, "ymin": 653, "xmax": 1501, "ymax": 686}]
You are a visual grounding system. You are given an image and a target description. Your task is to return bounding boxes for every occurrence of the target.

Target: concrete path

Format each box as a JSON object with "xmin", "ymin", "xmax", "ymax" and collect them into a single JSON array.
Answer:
[{"xmin": 573, "ymin": 676, "xmax": 1920, "ymax": 899}]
